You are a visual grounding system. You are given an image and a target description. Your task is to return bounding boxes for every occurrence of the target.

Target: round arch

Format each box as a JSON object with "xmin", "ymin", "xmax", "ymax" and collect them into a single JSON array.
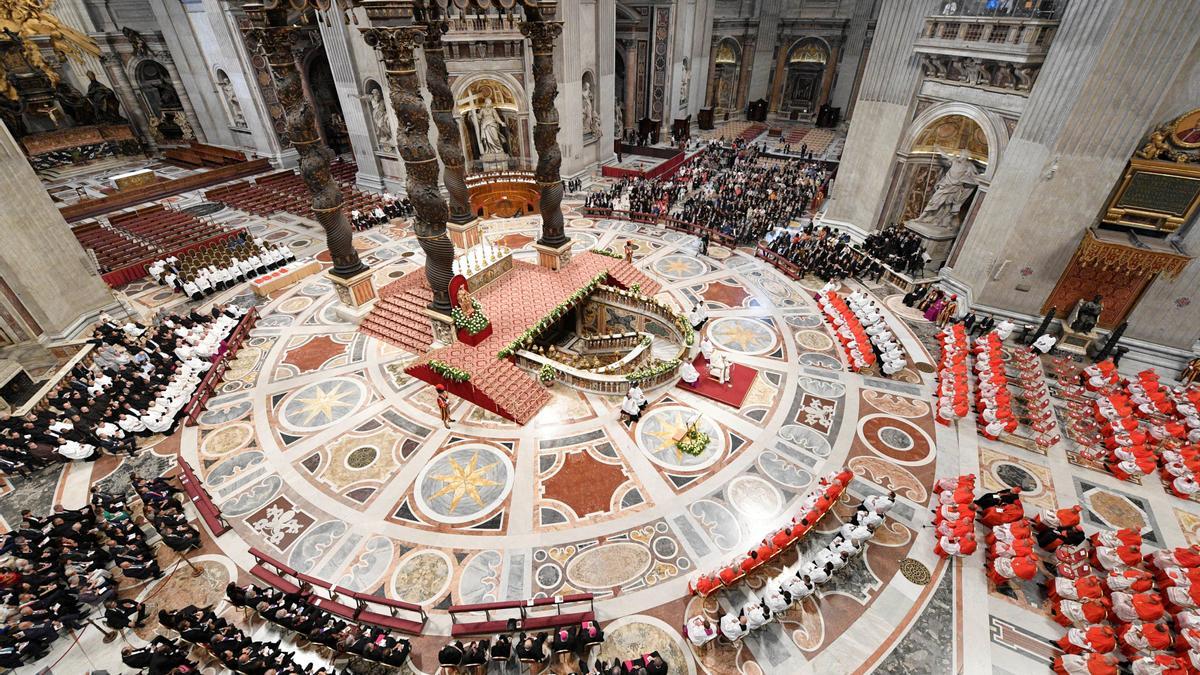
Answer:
[
  {"xmin": 776, "ymin": 37, "xmax": 832, "ymax": 115},
  {"xmin": 711, "ymin": 37, "xmax": 743, "ymax": 112},
  {"xmin": 901, "ymin": 101, "xmax": 1010, "ymax": 180}
]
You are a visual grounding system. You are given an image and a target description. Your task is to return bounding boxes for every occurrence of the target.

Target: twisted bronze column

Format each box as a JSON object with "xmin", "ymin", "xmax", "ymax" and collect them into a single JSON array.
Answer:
[
  {"xmin": 521, "ymin": 16, "xmax": 570, "ymax": 249},
  {"xmin": 419, "ymin": 15, "xmax": 473, "ymax": 225},
  {"xmin": 243, "ymin": 25, "xmax": 367, "ymax": 279},
  {"xmin": 361, "ymin": 27, "xmax": 455, "ymax": 313}
]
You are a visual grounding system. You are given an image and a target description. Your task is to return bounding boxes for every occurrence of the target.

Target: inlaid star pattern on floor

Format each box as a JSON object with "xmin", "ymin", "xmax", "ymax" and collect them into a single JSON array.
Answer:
[{"xmin": 427, "ymin": 452, "xmax": 501, "ymax": 512}]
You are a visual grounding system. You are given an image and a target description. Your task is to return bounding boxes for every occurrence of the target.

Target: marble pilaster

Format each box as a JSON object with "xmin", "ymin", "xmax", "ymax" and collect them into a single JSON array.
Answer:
[{"xmin": 316, "ymin": 6, "xmax": 386, "ymax": 193}]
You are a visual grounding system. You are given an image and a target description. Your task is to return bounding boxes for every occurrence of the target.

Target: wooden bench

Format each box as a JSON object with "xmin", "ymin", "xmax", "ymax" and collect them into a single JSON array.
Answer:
[
  {"xmin": 176, "ymin": 458, "xmax": 229, "ymax": 536},
  {"xmin": 448, "ymin": 594, "xmax": 595, "ymax": 637},
  {"xmin": 340, "ymin": 588, "xmax": 427, "ymax": 635},
  {"xmin": 248, "ymin": 547, "xmax": 305, "ymax": 595}
]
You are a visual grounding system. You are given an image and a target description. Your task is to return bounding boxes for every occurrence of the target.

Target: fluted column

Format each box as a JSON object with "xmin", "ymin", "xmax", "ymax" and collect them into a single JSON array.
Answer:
[
  {"xmin": 522, "ymin": 16, "xmax": 570, "ymax": 249},
  {"xmin": 361, "ymin": 26, "xmax": 455, "ymax": 313},
  {"xmin": 420, "ymin": 17, "xmax": 473, "ymax": 226},
  {"xmin": 244, "ymin": 24, "xmax": 366, "ymax": 278}
]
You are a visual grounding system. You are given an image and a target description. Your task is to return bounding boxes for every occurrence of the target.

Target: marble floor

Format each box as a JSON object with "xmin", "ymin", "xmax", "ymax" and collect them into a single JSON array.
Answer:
[{"xmin": 13, "ymin": 180, "xmax": 1200, "ymax": 674}]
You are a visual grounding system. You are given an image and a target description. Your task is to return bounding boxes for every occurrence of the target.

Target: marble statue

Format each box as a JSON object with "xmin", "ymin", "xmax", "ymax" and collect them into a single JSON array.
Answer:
[
  {"xmin": 909, "ymin": 149, "xmax": 980, "ymax": 231},
  {"xmin": 361, "ymin": 84, "xmax": 392, "ymax": 149},
  {"xmin": 85, "ymin": 70, "xmax": 124, "ymax": 123},
  {"xmin": 615, "ymin": 103, "xmax": 624, "ymax": 138},
  {"xmin": 217, "ymin": 73, "xmax": 245, "ymax": 128},
  {"xmin": 582, "ymin": 80, "xmax": 600, "ymax": 137},
  {"xmin": 471, "ymin": 97, "xmax": 507, "ymax": 157},
  {"xmin": 1070, "ymin": 295, "xmax": 1103, "ymax": 333},
  {"xmin": 679, "ymin": 57, "xmax": 690, "ymax": 108}
]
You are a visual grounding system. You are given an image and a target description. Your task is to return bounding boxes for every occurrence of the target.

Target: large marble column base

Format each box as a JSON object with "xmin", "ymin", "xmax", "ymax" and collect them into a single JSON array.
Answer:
[
  {"xmin": 533, "ymin": 241, "xmax": 573, "ymax": 272},
  {"xmin": 328, "ymin": 269, "xmax": 377, "ymax": 325},
  {"xmin": 424, "ymin": 308, "xmax": 456, "ymax": 348},
  {"xmin": 904, "ymin": 220, "xmax": 958, "ymax": 272},
  {"xmin": 447, "ymin": 218, "xmax": 482, "ymax": 250}
]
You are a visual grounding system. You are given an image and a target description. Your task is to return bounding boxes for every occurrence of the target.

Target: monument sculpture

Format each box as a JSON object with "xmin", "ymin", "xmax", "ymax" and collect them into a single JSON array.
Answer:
[
  {"xmin": 908, "ymin": 149, "xmax": 980, "ymax": 232},
  {"xmin": 360, "ymin": 83, "xmax": 393, "ymax": 150},
  {"xmin": 471, "ymin": 97, "xmax": 508, "ymax": 170},
  {"xmin": 581, "ymin": 80, "xmax": 600, "ymax": 138},
  {"xmin": 1070, "ymin": 295, "xmax": 1104, "ymax": 334},
  {"xmin": 85, "ymin": 71, "xmax": 125, "ymax": 123},
  {"xmin": 216, "ymin": 72, "xmax": 245, "ymax": 128}
]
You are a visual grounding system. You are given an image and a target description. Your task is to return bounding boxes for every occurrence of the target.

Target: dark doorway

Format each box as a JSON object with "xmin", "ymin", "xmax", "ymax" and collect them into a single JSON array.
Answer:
[{"xmin": 305, "ymin": 51, "xmax": 350, "ymax": 154}]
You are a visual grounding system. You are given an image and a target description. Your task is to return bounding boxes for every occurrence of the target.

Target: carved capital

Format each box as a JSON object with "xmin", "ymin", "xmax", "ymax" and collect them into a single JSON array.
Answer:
[
  {"xmin": 521, "ymin": 20, "xmax": 563, "ymax": 55},
  {"xmin": 361, "ymin": 26, "xmax": 425, "ymax": 71}
]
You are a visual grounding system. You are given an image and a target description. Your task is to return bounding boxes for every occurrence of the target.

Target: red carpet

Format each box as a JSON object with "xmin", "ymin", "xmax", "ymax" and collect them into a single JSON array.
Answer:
[{"xmin": 678, "ymin": 354, "xmax": 757, "ymax": 408}]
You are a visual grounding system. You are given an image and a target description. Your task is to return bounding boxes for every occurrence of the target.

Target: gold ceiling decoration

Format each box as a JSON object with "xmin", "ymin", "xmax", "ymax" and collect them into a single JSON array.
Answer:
[
  {"xmin": 789, "ymin": 41, "xmax": 827, "ymax": 65},
  {"xmin": 1136, "ymin": 106, "xmax": 1200, "ymax": 163},
  {"xmin": 911, "ymin": 113, "xmax": 989, "ymax": 164},
  {"xmin": 455, "ymin": 77, "xmax": 518, "ymax": 114},
  {"xmin": 1076, "ymin": 228, "xmax": 1191, "ymax": 280},
  {"xmin": 0, "ymin": 0, "xmax": 100, "ymax": 100},
  {"xmin": 715, "ymin": 40, "xmax": 738, "ymax": 65}
]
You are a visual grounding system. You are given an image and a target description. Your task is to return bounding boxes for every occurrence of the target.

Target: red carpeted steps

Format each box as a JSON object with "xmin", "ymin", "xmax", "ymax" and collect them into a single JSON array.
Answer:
[{"xmin": 360, "ymin": 276, "xmax": 435, "ymax": 354}]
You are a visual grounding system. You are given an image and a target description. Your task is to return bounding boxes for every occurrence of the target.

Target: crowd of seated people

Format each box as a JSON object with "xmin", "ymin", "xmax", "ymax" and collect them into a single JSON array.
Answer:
[
  {"xmin": 148, "ymin": 234, "xmax": 296, "ymax": 300},
  {"xmin": 0, "ymin": 506, "xmax": 101, "ymax": 667},
  {"xmin": 132, "ymin": 474, "xmax": 200, "ymax": 555},
  {"xmin": 225, "ymin": 582, "xmax": 411, "ymax": 669},
  {"xmin": 861, "ymin": 224, "xmax": 929, "ymax": 276},
  {"xmin": 0, "ymin": 305, "xmax": 246, "ymax": 477},
  {"xmin": 717, "ymin": 493, "xmax": 894, "ymax": 643},
  {"xmin": 585, "ymin": 140, "xmax": 831, "ymax": 245},
  {"xmin": 91, "ymin": 487, "xmax": 164, "ymax": 582},
  {"xmin": 160, "ymin": 603, "xmax": 337, "ymax": 675},
  {"xmin": 766, "ymin": 225, "xmax": 884, "ymax": 282},
  {"xmin": 350, "ymin": 192, "xmax": 411, "ymax": 231},
  {"xmin": 437, "ymin": 620, "xmax": 606, "ymax": 674}
]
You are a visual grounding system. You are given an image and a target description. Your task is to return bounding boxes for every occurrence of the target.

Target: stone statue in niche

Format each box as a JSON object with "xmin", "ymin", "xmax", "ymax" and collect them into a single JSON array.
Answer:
[
  {"xmin": 908, "ymin": 149, "xmax": 980, "ymax": 232},
  {"xmin": 359, "ymin": 82, "xmax": 393, "ymax": 150},
  {"xmin": 1070, "ymin": 295, "xmax": 1103, "ymax": 333},
  {"xmin": 470, "ymin": 97, "xmax": 508, "ymax": 158},
  {"xmin": 615, "ymin": 103, "xmax": 624, "ymax": 138},
  {"xmin": 581, "ymin": 80, "xmax": 600, "ymax": 138},
  {"xmin": 216, "ymin": 72, "xmax": 245, "ymax": 128},
  {"xmin": 678, "ymin": 57, "xmax": 690, "ymax": 108}
]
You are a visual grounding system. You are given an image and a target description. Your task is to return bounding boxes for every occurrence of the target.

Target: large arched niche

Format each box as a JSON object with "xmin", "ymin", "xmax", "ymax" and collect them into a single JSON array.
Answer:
[
  {"xmin": 452, "ymin": 73, "xmax": 528, "ymax": 171},
  {"xmin": 709, "ymin": 37, "xmax": 742, "ymax": 113},
  {"xmin": 775, "ymin": 37, "xmax": 832, "ymax": 115},
  {"xmin": 880, "ymin": 102, "xmax": 1008, "ymax": 231}
]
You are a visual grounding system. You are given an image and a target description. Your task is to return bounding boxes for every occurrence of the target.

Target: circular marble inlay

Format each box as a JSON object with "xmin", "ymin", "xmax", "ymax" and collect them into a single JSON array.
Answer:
[
  {"xmin": 346, "ymin": 446, "xmax": 378, "ymax": 470},
  {"xmin": 858, "ymin": 414, "xmax": 934, "ymax": 466},
  {"xmin": 652, "ymin": 536, "xmax": 678, "ymax": 559},
  {"xmin": 536, "ymin": 563, "xmax": 563, "ymax": 589},
  {"xmin": 878, "ymin": 426, "xmax": 915, "ymax": 451},
  {"xmin": 413, "ymin": 445, "xmax": 513, "ymax": 524},
  {"xmin": 279, "ymin": 378, "xmax": 366, "ymax": 432},
  {"xmin": 277, "ymin": 296, "xmax": 313, "ymax": 314},
  {"xmin": 390, "ymin": 550, "xmax": 452, "ymax": 605},
  {"xmin": 899, "ymin": 558, "xmax": 932, "ymax": 585},
  {"xmin": 635, "ymin": 406, "xmax": 726, "ymax": 471},
  {"xmin": 201, "ymin": 423, "xmax": 253, "ymax": 457},
  {"xmin": 727, "ymin": 475, "xmax": 783, "ymax": 520},
  {"xmin": 652, "ymin": 254, "xmax": 708, "ymax": 279},
  {"xmin": 787, "ymin": 312, "xmax": 825, "ymax": 329},
  {"xmin": 565, "ymin": 541, "xmax": 652, "ymax": 590},
  {"xmin": 706, "ymin": 317, "xmax": 777, "ymax": 355},
  {"xmin": 995, "ymin": 462, "xmax": 1039, "ymax": 492},
  {"xmin": 795, "ymin": 329, "xmax": 834, "ymax": 352}
]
